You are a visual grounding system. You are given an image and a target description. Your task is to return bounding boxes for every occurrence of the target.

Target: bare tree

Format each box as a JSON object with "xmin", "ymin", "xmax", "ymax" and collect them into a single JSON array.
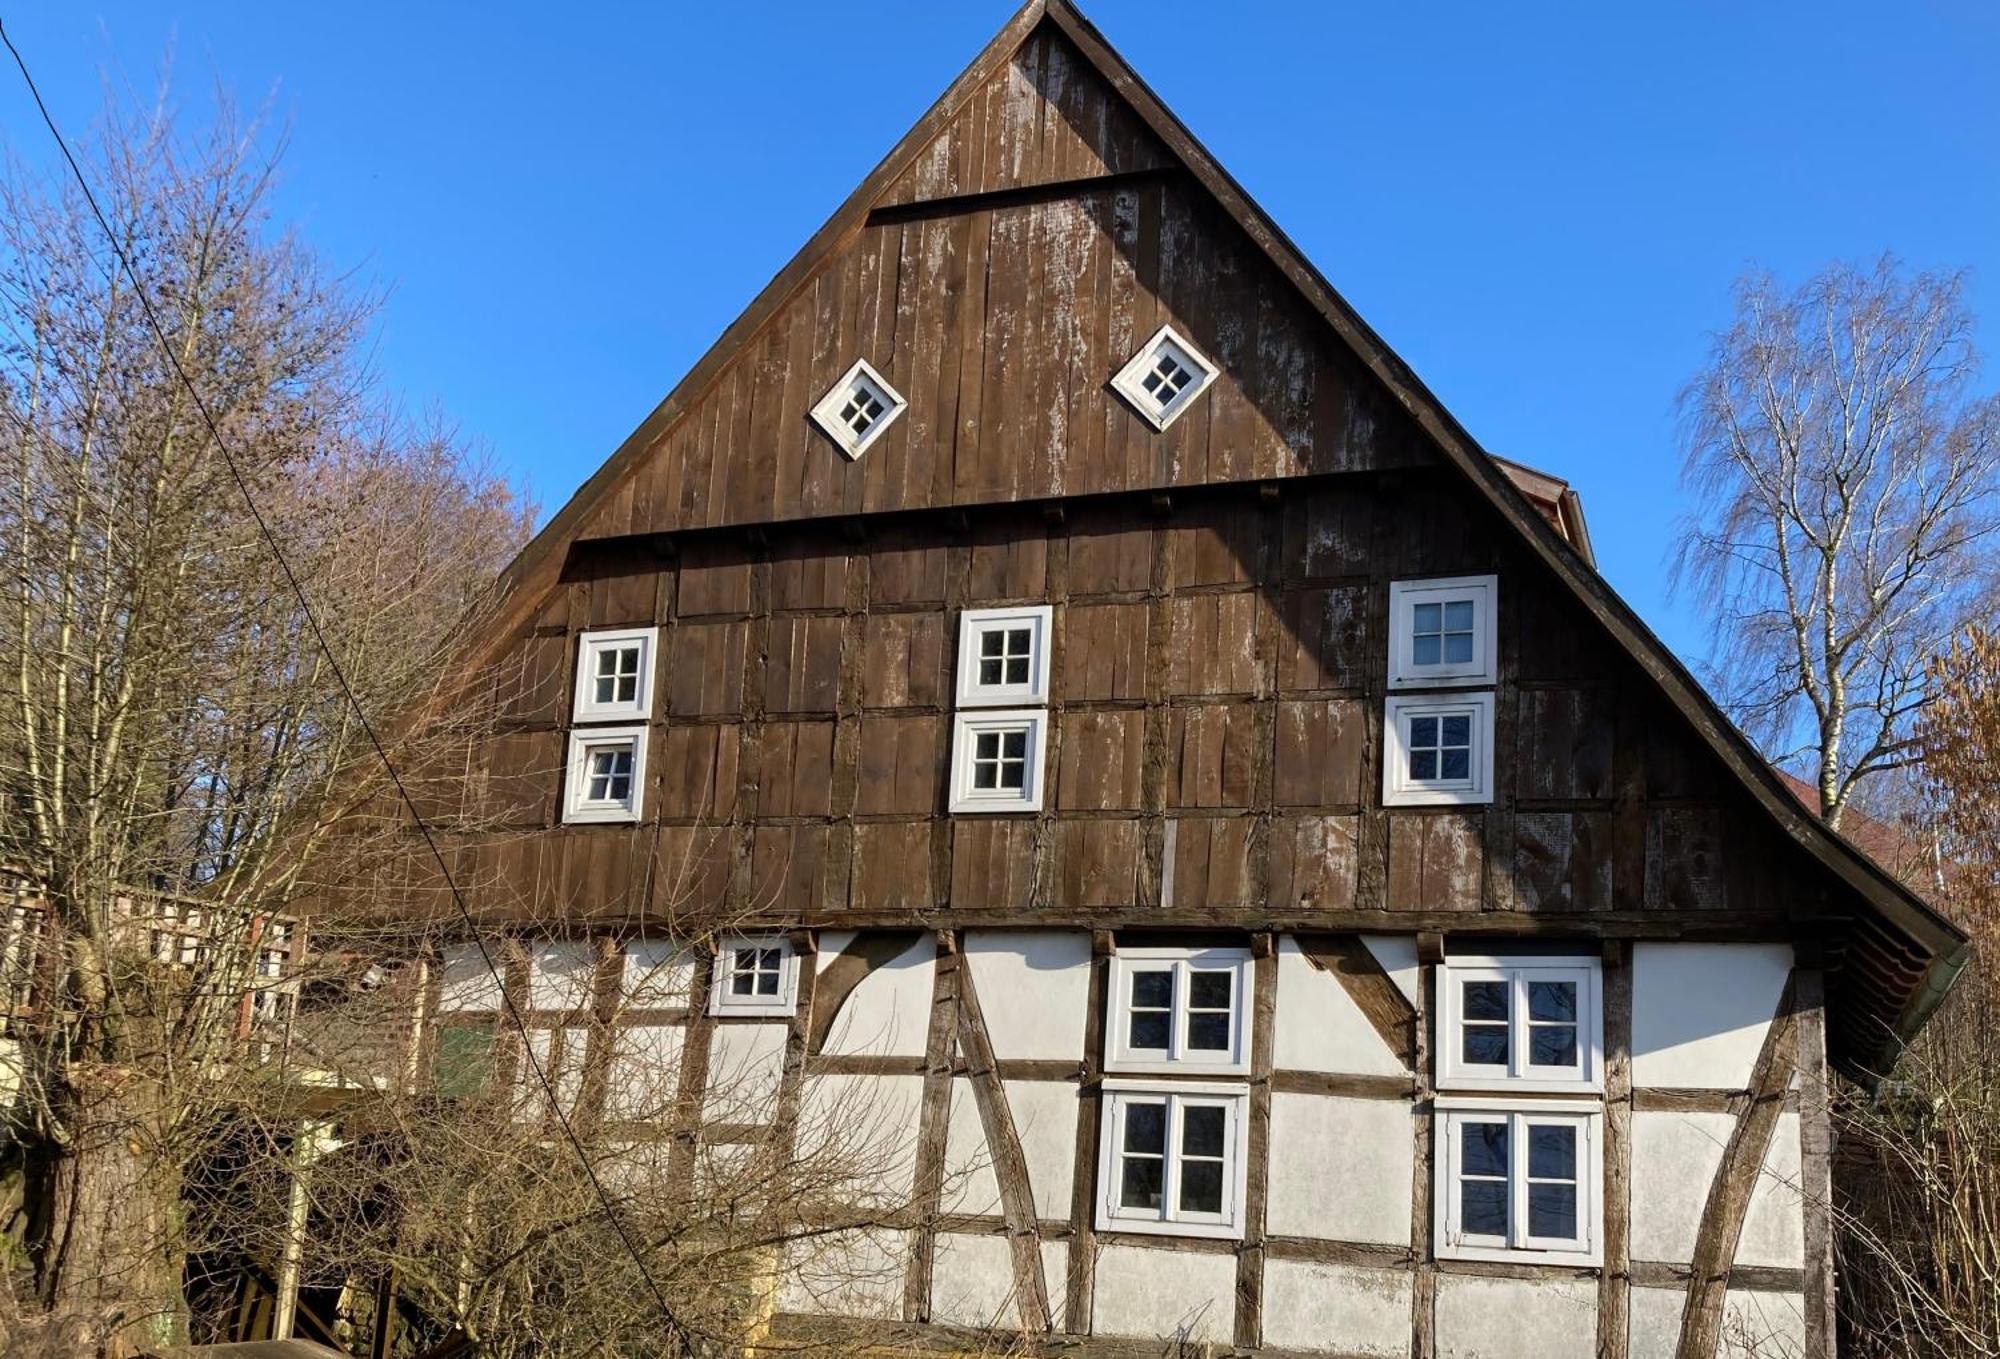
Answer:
[
  {"xmin": 1833, "ymin": 625, "xmax": 1999, "ymax": 1357},
  {"xmin": 1673, "ymin": 258, "xmax": 2000, "ymax": 828},
  {"xmin": 0, "ymin": 82, "xmax": 532, "ymax": 1351}
]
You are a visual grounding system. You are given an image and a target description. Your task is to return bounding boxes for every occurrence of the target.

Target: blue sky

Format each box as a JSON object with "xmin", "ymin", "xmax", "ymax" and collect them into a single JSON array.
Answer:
[{"xmin": 5, "ymin": 2, "xmax": 1996, "ymax": 666}]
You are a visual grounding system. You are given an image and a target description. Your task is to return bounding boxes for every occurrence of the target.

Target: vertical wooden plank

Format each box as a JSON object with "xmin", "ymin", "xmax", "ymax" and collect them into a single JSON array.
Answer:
[
  {"xmin": 903, "ymin": 933, "xmax": 960, "ymax": 1323},
  {"xmin": 1793, "ymin": 966, "xmax": 1836, "ymax": 1359},
  {"xmin": 1233, "ymin": 935, "xmax": 1279, "ymax": 1349},
  {"xmin": 1410, "ymin": 956, "xmax": 1437, "ymax": 1359},
  {"xmin": 1599, "ymin": 940, "xmax": 1635, "ymax": 1359},
  {"xmin": 1065, "ymin": 930, "xmax": 1113, "ymax": 1335}
]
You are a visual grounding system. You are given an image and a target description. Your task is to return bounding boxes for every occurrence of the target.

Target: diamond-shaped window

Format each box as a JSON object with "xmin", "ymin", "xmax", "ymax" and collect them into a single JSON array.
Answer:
[
  {"xmin": 1110, "ymin": 324, "xmax": 1218, "ymax": 431},
  {"xmin": 810, "ymin": 359, "xmax": 907, "ymax": 460}
]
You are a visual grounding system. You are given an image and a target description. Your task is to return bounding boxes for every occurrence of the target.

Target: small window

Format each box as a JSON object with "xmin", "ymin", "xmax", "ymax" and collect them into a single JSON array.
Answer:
[
  {"xmin": 1438, "ymin": 957, "xmax": 1602, "ymax": 1091},
  {"xmin": 708, "ymin": 935, "xmax": 798, "ymax": 1017},
  {"xmin": 1105, "ymin": 948, "xmax": 1253, "ymax": 1075},
  {"xmin": 563, "ymin": 726, "xmax": 647, "ymax": 824},
  {"xmin": 1388, "ymin": 576, "xmax": 1497, "ymax": 688},
  {"xmin": 573, "ymin": 627, "xmax": 658, "ymax": 723},
  {"xmin": 948, "ymin": 710, "xmax": 1047, "ymax": 814},
  {"xmin": 1383, "ymin": 693, "xmax": 1495, "ymax": 806},
  {"xmin": 1097, "ymin": 1081, "xmax": 1249, "ymax": 1239},
  {"xmin": 956, "ymin": 605, "xmax": 1053, "ymax": 707},
  {"xmin": 1110, "ymin": 324, "xmax": 1219, "ymax": 431},
  {"xmin": 1435, "ymin": 1101, "xmax": 1600, "ymax": 1264},
  {"xmin": 809, "ymin": 359, "xmax": 907, "ymax": 460}
]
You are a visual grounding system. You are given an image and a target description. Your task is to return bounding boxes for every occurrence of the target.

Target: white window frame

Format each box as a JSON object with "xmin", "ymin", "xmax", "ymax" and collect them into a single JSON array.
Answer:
[
  {"xmin": 955, "ymin": 605, "xmax": 1054, "ymax": 708},
  {"xmin": 948, "ymin": 709, "xmax": 1047, "ymax": 814},
  {"xmin": 1438, "ymin": 956, "xmax": 1602, "ymax": 1093},
  {"xmin": 809, "ymin": 358, "xmax": 907, "ymax": 460},
  {"xmin": 1104, "ymin": 947, "xmax": 1253, "ymax": 1076},
  {"xmin": 707, "ymin": 934, "xmax": 799, "ymax": 1017},
  {"xmin": 1434, "ymin": 1098, "xmax": 1602, "ymax": 1266},
  {"xmin": 563, "ymin": 726, "xmax": 647, "ymax": 824},
  {"xmin": 1096, "ymin": 1080, "xmax": 1250, "ymax": 1240},
  {"xmin": 572, "ymin": 627, "xmax": 659, "ymax": 723},
  {"xmin": 1382, "ymin": 692, "xmax": 1495, "ymax": 807},
  {"xmin": 1109, "ymin": 323, "xmax": 1219, "ymax": 432},
  {"xmin": 1388, "ymin": 575, "xmax": 1498, "ymax": 688}
]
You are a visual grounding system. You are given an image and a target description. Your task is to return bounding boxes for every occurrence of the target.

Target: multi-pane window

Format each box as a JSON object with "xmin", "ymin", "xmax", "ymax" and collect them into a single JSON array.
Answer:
[
  {"xmin": 1383, "ymin": 694, "xmax": 1494, "ymax": 806},
  {"xmin": 709, "ymin": 934, "xmax": 798, "ymax": 1017},
  {"xmin": 948, "ymin": 710, "xmax": 1046, "ymax": 812},
  {"xmin": 809, "ymin": 359, "xmax": 907, "ymax": 460},
  {"xmin": 956, "ymin": 606, "xmax": 1052, "ymax": 706},
  {"xmin": 1388, "ymin": 576, "xmax": 1497, "ymax": 688},
  {"xmin": 572, "ymin": 628, "xmax": 658, "ymax": 723},
  {"xmin": 564, "ymin": 727, "xmax": 647, "ymax": 823},
  {"xmin": 949, "ymin": 606, "xmax": 1053, "ymax": 814},
  {"xmin": 1110, "ymin": 324, "xmax": 1219, "ymax": 431},
  {"xmin": 1438, "ymin": 957, "xmax": 1601, "ymax": 1091},
  {"xmin": 1097, "ymin": 1082, "xmax": 1249, "ymax": 1239},
  {"xmin": 1435, "ymin": 1102, "xmax": 1600, "ymax": 1264},
  {"xmin": 1106, "ymin": 948, "xmax": 1252, "ymax": 1074}
]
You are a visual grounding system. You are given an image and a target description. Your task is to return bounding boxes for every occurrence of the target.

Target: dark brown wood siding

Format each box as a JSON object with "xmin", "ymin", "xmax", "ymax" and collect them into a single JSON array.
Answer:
[
  {"xmin": 404, "ymin": 473, "xmax": 1830, "ymax": 935},
  {"xmin": 569, "ymin": 31, "xmax": 1422, "ymax": 545}
]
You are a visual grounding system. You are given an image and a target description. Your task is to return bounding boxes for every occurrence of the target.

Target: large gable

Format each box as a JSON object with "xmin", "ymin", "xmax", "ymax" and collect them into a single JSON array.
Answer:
[{"xmin": 457, "ymin": 1, "xmax": 1962, "ymax": 1080}]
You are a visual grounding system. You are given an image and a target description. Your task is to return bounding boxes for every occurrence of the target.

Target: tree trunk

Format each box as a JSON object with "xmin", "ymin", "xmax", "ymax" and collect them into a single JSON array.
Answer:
[{"xmin": 26, "ymin": 1063, "xmax": 185, "ymax": 1357}]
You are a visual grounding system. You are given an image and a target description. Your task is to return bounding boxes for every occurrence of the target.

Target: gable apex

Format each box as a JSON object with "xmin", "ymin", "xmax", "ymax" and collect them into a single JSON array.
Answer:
[{"xmin": 465, "ymin": 0, "xmax": 1965, "ymax": 1083}]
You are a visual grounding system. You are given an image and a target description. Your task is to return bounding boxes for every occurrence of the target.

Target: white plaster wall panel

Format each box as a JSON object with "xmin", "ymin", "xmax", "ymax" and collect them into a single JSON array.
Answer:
[
  {"xmin": 1628, "ymin": 1287, "xmax": 1684, "ymax": 1359},
  {"xmin": 704, "ymin": 1022, "xmax": 788, "ymax": 1123},
  {"xmin": 1632, "ymin": 943, "xmax": 1792, "ymax": 1089},
  {"xmin": 1631, "ymin": 1110, "xmax": 1804, "ymax": 1268},
  {"xmin": 1261, "ymin": 1258, "xmax": 1412, "ymax": 1356},
  {"xmin": 929, "ymin": 1232, "xmax": 1066, "ymax": 1331},
  {"xmin": 1273, "ymin": 937, "xmax": 1406, "ymax": 1076},
  {"xmin": 1435, "ymin": 1273, "xmax": 1596, "ymax": 1359},
  {"xmin": 1265, "ymin": 1092, "xmax": 1412, "ymax": 1245},
  {"xmin": 1629, "ymin": 1287, "xmax": 1805, "ymax": 1359},
  {"xmin": 797, "ymin": 1073, "xmax": 923, "ymax": 1207},
  {"xmin": 1008, "ymin": 1079, "xmax": 1079, "ymax": 1220},
  {"xmin": 438, "ymin": 944, "xmax": 503, "ymax": 1011},
  {"xmin": 962, "ymin": 931, "xmax": 1091, "ymax": 1061},
  {"xmin": 602, "ymin": 1023, "xmax": 684, "ymax": 1120},
  {"xmin": 619, "ymin": 939, "xmax": 693, "ymax": 1008},
  {"xmin": 1361, "ymin": 933, "xmax": 1421, "ymax": 1010},
  {"xmin": 528, "ymin": 940, "xmax": 599, "ymax": 1011},
  {"xmin": 817, "ymin": 932, "xmax": 935, "ymax": 1058},
  {"xmin": 776, "ymin": 1227, "xmax": 906, "ymax": 1319},
  {"xmin": 1722, "ymin": 1290, "xmax": 1807, "ymax": 1357},
  {"xmin": 0, "ymin": 1038, "xmax": 21, "ymax": 1101},
  {"xmin": 1090, "ymin": 1243, "xmax": 1235, "ymax": 1344},
  {"xmin": 942, "ymin": 1078, "xmax": 1001, "ymax": 1215}
]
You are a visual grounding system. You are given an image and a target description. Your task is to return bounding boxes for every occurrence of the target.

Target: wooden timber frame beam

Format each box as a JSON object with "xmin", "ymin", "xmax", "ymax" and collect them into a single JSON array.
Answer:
[{"xmin": 1675, "ymin": 973, "xmax": 1802, "ymax": 1359}]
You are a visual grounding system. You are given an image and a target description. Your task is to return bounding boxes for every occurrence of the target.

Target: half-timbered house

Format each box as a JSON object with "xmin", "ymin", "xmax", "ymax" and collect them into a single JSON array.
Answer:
[{"xmin": 354, "ymin": 4, "xmax": 1970, "ymax": 1355}]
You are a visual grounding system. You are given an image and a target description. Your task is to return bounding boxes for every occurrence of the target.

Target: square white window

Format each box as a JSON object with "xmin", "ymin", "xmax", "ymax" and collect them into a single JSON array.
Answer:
[
  {"xmin": 1097, "ymin": 1081, "xmax": 1250, "ymax": 1240},
  {"xmin": 809, "ymin": 359, "xmax": 907, "ymax": 460},
  {"xmin": 708, "ymin": 934, "xmax": 798, "ymax": 1017},
  {"xmin": 1383, "ymin": 693, "xmax": 1495, "ymax": 807},
  {"xmin": 1388, "ymin": 576, "xmax": 1497, "ymax": 688},
  {"xmin": 1435, "ymin": 1100, "xmax": 1601, "ymax": 1265},
  {"xmin": 1105, "ymin": 947, "xmax": 1253, "ymax": 1075},
  {"xmin": 1438, "ymin": 957, "xmax": 1602, "ymax": 1092},
  {"xmin": 955, "ymin": 605, "xmax": 1053, "ymax": 707},
  {"xmin": 563, "ymin": 726, "xmax": 647, "ymax": 824},
  {"xmin": 948, "ymin": 709, "xmax": 1047, "ymax": 814},
  {"xmin": 573, "ymin": 627, "xmax": 659, "ymax": 723},
  {"xmin": 1110, "ymin": 324, "xmax": 1219, "ymax": 432}
]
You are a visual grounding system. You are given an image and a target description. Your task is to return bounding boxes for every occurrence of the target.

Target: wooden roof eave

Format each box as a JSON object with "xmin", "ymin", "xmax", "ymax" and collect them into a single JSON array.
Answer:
[{"xmin": 430, "ymin": 0, "xmax": 1962, "ymax": 1078}]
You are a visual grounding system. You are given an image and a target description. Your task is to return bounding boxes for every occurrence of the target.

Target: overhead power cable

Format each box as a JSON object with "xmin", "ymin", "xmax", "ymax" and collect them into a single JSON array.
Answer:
[{"xmin": 0, "ymin": 19, "xmax": 691, "ymax": 1349}]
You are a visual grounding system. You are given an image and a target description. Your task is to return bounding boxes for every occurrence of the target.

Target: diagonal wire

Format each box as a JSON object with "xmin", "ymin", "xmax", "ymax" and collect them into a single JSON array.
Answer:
[{"xmin": 0, "ymin": 18, "xmax": 691, "ymax": 1348}]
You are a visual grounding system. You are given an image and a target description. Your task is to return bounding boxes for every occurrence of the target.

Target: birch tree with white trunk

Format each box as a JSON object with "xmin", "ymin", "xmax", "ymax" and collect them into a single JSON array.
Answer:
[{"xmin": 1673, "ymin": 258, "xmax": 2000, "ymax": 829}]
